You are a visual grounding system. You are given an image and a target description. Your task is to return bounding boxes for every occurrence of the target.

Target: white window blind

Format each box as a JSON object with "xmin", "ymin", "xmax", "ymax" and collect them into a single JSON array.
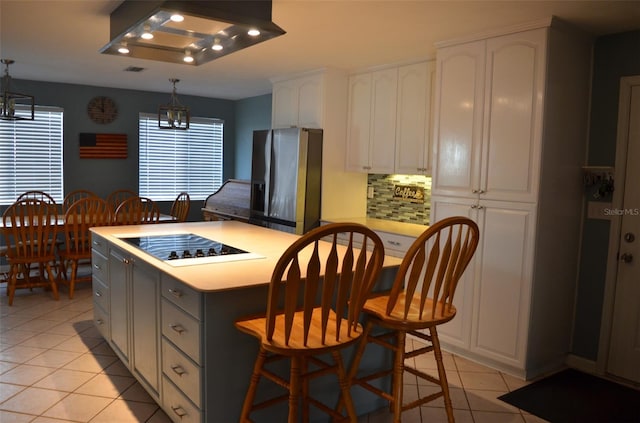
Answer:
[
  {"xmin": 139, "ymin": 113, "xmax": 223, "ymax": 201},
  {"xmin": 0, "ymin": 106, "xmax": 64, "ymax": 205}
]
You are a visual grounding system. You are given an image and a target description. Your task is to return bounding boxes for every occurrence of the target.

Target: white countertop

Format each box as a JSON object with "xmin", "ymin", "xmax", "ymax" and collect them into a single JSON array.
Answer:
[
  {"xmin": 91, "ymin": 220, "xmax": 401, "ymax": 293},
  {"xmin": 322, "ymin": 217, "xmax": 428, "ymax": 238}
]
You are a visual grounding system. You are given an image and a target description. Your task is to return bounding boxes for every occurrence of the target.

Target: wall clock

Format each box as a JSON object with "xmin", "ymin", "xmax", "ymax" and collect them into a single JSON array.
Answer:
[{"xmin": 87, "ymin": 96, "xmax": 118, "ymax": 124}]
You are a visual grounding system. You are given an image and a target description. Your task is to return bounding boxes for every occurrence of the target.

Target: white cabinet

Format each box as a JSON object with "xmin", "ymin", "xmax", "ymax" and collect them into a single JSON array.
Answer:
[
  {"xmin": 345, "ymin": 69, "xmax": 397, "ymax": 173},
  {"xmin": 432, "ymin": 30, "xmax": 544, "ymax": 203},
  {"xmin": 395, "ymin": 61, "xmax": 435, "ymax": 175},
  {"xmin": 272, "ymin": 73, "xmax": 323, "ymax": 129},
  {"xmin": 346, "ymin": 61, "xmax": 435, "ymax": 175},
  {"xmin": 431, "ymin": 18, "xmax": 592, "ymax": 379}
]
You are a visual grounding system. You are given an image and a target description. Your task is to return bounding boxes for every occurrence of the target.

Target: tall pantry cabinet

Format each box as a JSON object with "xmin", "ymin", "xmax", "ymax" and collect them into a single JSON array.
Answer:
[{"xmin": 430, "ymin": 18, "xmax": 592, "ymax": 379}]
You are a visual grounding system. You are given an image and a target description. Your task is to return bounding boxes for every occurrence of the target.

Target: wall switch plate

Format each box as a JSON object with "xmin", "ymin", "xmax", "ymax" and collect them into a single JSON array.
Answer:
[
  {"xmin": 587, "ymin": 201, "xmax": 612, "ymax": 220},
  {"xmin": 367, "ymin": 186, "xmax": 374, "ymax": 199}
]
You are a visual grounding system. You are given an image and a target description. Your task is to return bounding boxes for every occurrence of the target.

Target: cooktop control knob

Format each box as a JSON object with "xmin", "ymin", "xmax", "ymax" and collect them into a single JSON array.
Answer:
[
  {"xmin": 182, "ymin": 250, "xmax": 192, "ymax": 259},
  {"xmin": 195, "ymin": 249, "xmax": 205, "ymax": 257},
  {"xmin": 208, "ymin": 247, "xmax": 218, "ymax": 256},
  {"xmin": 168, "ymin": 251, "xmax": 179, "ymax": 260}
]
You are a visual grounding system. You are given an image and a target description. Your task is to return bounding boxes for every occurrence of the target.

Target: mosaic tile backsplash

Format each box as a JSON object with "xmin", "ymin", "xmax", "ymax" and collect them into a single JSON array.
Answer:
[{"xmin": 367, "ymin": 174, "xmax": 431, "ymax": 225}]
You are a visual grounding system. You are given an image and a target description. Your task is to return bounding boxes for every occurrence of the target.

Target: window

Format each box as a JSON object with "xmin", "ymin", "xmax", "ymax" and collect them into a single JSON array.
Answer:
[
  {"xmin": 0, "ymin": 106, "xmax": 64, "ymax": 205},
  {"xmin": 139, "ymin": 113, "xmax": 223, "ymax": 201}
]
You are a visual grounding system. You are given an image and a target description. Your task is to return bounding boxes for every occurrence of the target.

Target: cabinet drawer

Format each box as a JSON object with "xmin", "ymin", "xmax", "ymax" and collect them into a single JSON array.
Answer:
[
  {"xmin": 93, "ymin": 302, "xmax": 110, "ymax": 340},
  {"xmin": 92, "ymin": 277, "xmax": 109, "ymax": 312},
  {"xmin": 91, "ymin": 234, "xmax": 109, "ymax": 256},
  {"xmin": 162, "ymin": 338, "xmax": 202, "ymax": 408},
  {"xmin": 162, "ymin": 299, "xmax": 202, "ymax": 365},
  {"xmin": 163, "ymin": 376, "xmax": 202, "ymax": 423},
  {"xmin": 161, "ymin": 275, "xmax": 202, "ymax": 320},
  {"xmin": 377, "ymin": 231, "xmax": 415, "ymax": 257},
  {"xmin": 91, "ymin": 250, "xmax": 108, "ymax": 282}
]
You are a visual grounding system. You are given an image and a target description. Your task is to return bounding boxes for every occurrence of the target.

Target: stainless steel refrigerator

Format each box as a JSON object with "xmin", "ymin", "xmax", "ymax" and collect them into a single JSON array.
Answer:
[{"xmin": 249, "ymin": 127, "xmax": 323, "ymax": 234}]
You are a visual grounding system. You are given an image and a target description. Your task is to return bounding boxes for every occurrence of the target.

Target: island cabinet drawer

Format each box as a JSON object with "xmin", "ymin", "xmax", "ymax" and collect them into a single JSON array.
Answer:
[
  {"xmin": 161, "ymin": 275, "xmax": 202, "ymax": 320},
  {"xmin": 376, "ymin": 231, "xmax": 415, "ymax": 257},
  {"xmin": 163, "ymin": 375, "xmax": 202, "ymax": 423},
  {"xmin": 162, "ymin": 299, "xmax": 202, "ymax": 365},
  {"xmin": 162, "ymin": 338, "xmax": 202, "ymax": 408},
  {"xmin": 92, "ymin": 278, "xmax": 109, "ymax": 312},
  {"xmin": 91, "ymin": 234, "xmax": 109, "ymax": 257},
  {"xmin": 91, "ymin": 251, "xmax": 108, "ymax": 282},
  {"xmin": 93, "ymin": 302, "xmax": 110, "ymax": 340}
]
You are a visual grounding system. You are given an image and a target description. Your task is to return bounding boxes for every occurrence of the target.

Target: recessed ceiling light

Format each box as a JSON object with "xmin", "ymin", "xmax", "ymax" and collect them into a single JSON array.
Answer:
[
  {"xmin": 141, "ymin": 24, "xmax": 154, "ymax": 40},
  {"xmin": 247, "ymin": 28, "xmax": 260, "ymax": 36},
  {"xmin": 118, "ymin": 43, "xmax": 130, "ymax": 54},
  {"xmin": 183, "ymin": 51, "xmax": 194, "ymax": 63},
  {"xmin": 212, "ymin": 39, "xmax": 223, "ymax": 51},
  {"xmin": 170, "ymin": 14, "xmax": 184, "ymax": 22}
]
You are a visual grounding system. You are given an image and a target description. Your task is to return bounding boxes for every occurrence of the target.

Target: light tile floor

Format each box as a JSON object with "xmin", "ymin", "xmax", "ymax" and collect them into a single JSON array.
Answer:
[{"xmin": 0, "ymin": 282, "xmax": 549, "ymax": 423}]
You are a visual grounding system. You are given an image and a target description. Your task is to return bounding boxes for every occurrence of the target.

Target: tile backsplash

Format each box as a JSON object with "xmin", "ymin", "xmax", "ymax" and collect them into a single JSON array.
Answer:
[{"xmin": 367, "ymin": 174, "xmax": 431, "ymax": 225}]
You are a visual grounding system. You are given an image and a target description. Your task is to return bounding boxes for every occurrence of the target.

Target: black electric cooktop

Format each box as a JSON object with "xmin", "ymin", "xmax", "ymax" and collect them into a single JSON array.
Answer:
[{"xmin": 120, "ymin": 233, "xmax": 260, "ymax": 266}]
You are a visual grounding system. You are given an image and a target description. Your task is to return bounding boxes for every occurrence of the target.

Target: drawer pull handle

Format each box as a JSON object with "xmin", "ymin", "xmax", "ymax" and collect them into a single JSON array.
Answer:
[
  {"xmin": 95, "ymin": 290, "xmax": 102, "ymax": 297},
  {"xmin": 171, "ymin": 405, "xmax": 188, "ymax": 418},
  {"xmin": 93, "ymin": 263, "xmax": 101, "ymax": 270},
  {"xmin": 93, "ymin": 240, "xmax": 101, "ymax": 246},
  {"xmin": 387, "ymin": 240, "xmax": 401, "ymax": 246},
  {"xmin": 170, "ymin": 324, "xmax": 185, "ymax": 334},
  {"xmin": 168, "ymin": 288, "xmax": 183, "ymax": 298},
  {"xmin": 171, "ymin": 364, "xmax": 187, "ymax": 376},
  {"xmin": 96, "ymin": 319, "xmax": 103, "ymax": 325}
]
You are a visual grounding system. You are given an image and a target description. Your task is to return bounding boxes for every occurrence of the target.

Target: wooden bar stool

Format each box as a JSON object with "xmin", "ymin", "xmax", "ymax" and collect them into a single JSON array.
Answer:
[
  {"xmin": 348, "ymin": 216, "xmax": 480, "ymax": 423},
  {"xmin": 234, "ymin": 223, "xmax": 385, "ymax": 422}
]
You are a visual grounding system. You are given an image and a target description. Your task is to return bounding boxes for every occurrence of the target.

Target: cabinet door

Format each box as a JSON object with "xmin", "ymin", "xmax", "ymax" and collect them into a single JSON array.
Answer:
[
  {"xmin": 471, "ymin": 200, "xmax": 535, "ymax": 368},
  {"xmin": 272, "ymin": 80, "xmax": 298, "ymax": 129},
  {"xmin": 430, "ymin": 196, "xmax": 478, "ymax": 349},
  {"xmin": 432, "ymin": 41, "xmax": 485, "ymax": 197},
  {"xmin": 297, "ymin": 75, "xmax": 323, "ymax": 129},
  {"xmin": 369, "ymin": 68, "xmax": 398, "ymax": 173},
  {"xmin": 346, "ymin": 73, "xmax": 373, "ymax": 172},
  {"xmin": 395, "ymin": 61, "xmax": 435, "ymax": 175},
  {"xmin": 109, "ymin": 247, "xmax": 130, "ymax": 364},
  {"xmin": 132, "ymin": 261, "xmax": 160, "ymax": 397},
  {"xmin": 480, "ymin": 29, "xmax": 545, "ymax": 202}
]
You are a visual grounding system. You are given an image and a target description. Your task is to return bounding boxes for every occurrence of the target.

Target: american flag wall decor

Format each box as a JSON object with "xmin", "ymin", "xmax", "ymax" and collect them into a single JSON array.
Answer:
[{"xmin": 79, "ymin": 133, "xmax": 127, "ymax": 159}]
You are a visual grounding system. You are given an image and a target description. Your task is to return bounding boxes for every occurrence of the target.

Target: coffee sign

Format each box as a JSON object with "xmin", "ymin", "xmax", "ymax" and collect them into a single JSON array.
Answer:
[{"xmin": 393, "ymin": 185, "xmax": 424, "ymax": 203}]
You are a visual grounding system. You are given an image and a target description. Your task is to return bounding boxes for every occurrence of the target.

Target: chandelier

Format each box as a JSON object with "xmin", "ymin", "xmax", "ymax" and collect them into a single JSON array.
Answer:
[
  {"xmin": 158, "ymin": 78, "xmax": 189, "ymax": 130},
  {"xmin": 0, "ymin": 59, "xmax": 35, "ymax": 121}
]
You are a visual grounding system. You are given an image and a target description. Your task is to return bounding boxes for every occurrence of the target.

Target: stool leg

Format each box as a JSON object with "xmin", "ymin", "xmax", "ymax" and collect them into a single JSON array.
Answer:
[
  {"xmin": 431, "ymin": 326, "xmax": 454, "ymax": 423},
  {"xmin": 334, "ymin": 350, "xmax": 357, "ymax": 421},
  {"xmin": 391, "ymin": 330, "xmax": 406, "ymax": 423},
  {"xmin": 289, "ymin": 355, "xmax": 301, "ymax": 423},
  {"xmin": 240, "ymin": 346, "xmax": 267, "ymax": 422}
]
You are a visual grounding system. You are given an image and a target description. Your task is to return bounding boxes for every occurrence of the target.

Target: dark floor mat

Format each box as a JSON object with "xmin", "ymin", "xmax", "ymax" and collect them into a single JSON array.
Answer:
[{"xmin": 498, "ymin": 368, "xmax": 640, "ymax": 422}]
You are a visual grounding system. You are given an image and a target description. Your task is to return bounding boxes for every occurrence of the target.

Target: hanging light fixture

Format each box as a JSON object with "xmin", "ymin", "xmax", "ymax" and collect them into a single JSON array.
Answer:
[
  {"xmin": 0, "ymin": 59, "xmax": 34, "ymax": 121},
  {"xmin": 158, "ymin": 78, "xmax": 189, "ymax": 130}
]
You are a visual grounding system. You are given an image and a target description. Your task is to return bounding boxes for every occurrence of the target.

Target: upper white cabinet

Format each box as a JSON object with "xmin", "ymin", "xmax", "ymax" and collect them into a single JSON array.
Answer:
[
  {"xmin": 395, "ymin": 61, "xmax": 435, "ymax": 175},
  {"xmin": 272, "ymin": 73, "xmax": 323, "ymax": 129},
  {"xmin": 346, "ymin": 68, "xmax": 398, "ymax": 173},
  {"xmin": 431, "ymin": 18, "xmax": 592, "ymax": 379},
  {"xmin": 346, "ymin": 61, "xmax": 434, "ymax": 174},
  {"xmin": 432, "ymin": 30, "xmax": 545, "ymax": 203}
]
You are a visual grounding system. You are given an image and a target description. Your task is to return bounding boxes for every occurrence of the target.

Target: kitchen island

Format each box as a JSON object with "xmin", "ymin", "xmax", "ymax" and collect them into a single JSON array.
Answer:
[{"xmin": 90, "ymin": 220, "xmax": 401, "ymax": 423}]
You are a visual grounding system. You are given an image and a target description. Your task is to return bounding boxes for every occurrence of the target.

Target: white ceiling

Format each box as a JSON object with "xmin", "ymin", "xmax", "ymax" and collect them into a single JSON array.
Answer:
[{"xmin": 1, "ymin": 0, "xmax": 639, "ymax": 100}]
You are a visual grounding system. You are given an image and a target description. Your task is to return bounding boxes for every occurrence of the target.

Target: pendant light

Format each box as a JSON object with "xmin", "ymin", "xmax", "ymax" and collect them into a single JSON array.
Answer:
[
  {"xmin": 158, "ymin": 78, "xmax": 189, "ymax": 130},
  {"xmin": 0, "ymin": 59, "xmax": 35, "ymax": 121}
]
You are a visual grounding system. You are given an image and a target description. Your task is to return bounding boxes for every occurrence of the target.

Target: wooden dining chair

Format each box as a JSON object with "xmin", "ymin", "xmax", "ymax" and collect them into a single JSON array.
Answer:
[
  {"xmin": 170, "ymin": 191, "xmax": 190, "ymax": 222},
  {"xmin": 62, "ymin": 189, "xmax": 97, "ymax": 212},
  {"xmin": 16, "ymin": 190, "xmax": 57, "ymax": 206},
  {"xmin": 347, "ymin": 216, "xmax": 479, "ymax": 423},
  {"xmin": 234, "ymin": 223, "xmax": 385, "ymax": 422},
  {"xmin": 106, "ymin": 189, "xmax": 137, "ymax": 212},
  {"xmin": 113, "ymin": 196, "xmax": 160, "ymax": 224},
  {"xmin": 58, "ymin": 197, "xmax": 111, "ymax": 298},
  {"xmin": 2, "ymin": 198, "xmax": 60, "ymax": 306}
]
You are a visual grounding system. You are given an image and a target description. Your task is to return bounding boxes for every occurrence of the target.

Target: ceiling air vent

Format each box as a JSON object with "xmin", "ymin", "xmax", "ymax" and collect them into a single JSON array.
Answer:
[{"xmin": 124, "ymin": 66, "xmax": 146, "ymax": 72}]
